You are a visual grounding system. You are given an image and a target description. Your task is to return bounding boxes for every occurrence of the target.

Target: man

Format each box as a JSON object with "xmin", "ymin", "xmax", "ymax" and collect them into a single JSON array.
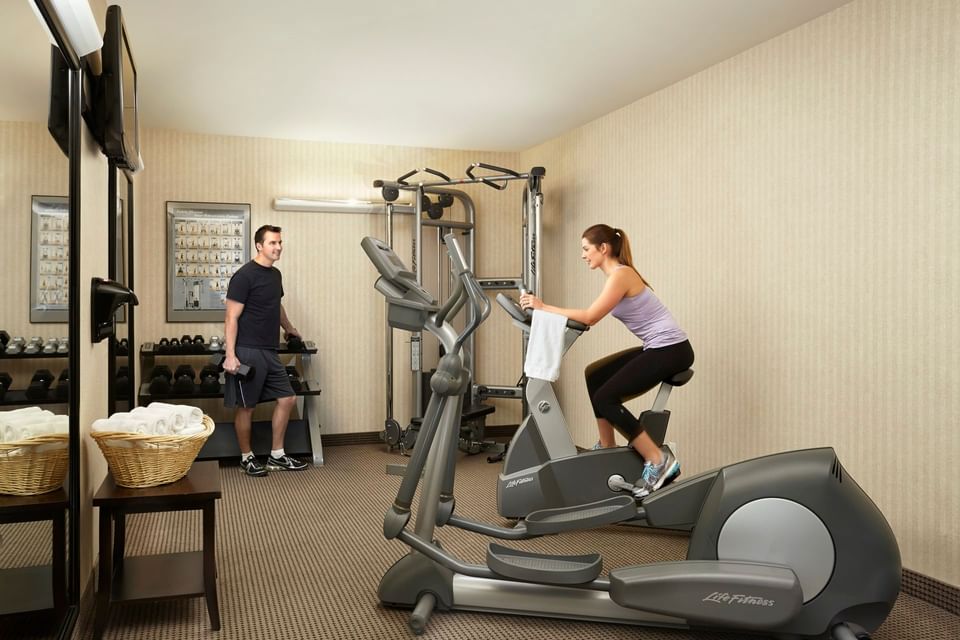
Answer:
[{"xmin": 223, "ymin": 224, "xmax": 307, "ymax": 476}]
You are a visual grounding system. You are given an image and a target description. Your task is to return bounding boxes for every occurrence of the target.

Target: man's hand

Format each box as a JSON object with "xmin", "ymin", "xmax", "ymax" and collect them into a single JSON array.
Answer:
[{"xmin": 223, "ymin": 354, "xmax": 243, "ymax": 375}]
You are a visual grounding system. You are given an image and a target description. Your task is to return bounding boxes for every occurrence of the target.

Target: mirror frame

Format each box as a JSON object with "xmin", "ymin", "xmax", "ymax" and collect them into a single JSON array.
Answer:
[
  {"xmin": 30, "ymin": 2, "xmax": 83, "ymax": 638},
  {"xmin": 108, "ymin": 163, "xmax": 135, "ymax": 414}
]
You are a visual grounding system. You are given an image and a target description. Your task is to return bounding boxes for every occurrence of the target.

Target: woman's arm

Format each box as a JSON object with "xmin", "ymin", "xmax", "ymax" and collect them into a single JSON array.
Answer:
[{"xmin": 519, "ymin": 270, "xmax": 634, "ymax": 326}]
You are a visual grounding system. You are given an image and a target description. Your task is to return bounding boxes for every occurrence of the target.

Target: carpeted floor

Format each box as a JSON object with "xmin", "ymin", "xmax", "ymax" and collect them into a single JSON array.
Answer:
[{"xmin": 70, "ymin": 444, "xmax": 960, "ymax": 639}]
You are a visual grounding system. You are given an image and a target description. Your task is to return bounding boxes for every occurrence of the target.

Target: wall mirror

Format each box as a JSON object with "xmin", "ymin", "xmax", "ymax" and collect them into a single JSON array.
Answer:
[{"xmin": 0, "ymin": 2, "xmax": 81, "ymax": 638}]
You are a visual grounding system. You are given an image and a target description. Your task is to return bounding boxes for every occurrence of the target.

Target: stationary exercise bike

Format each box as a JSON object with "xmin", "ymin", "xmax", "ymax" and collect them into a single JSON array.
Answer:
[
  {"xmin": 494, "ymin": 292, "xmax": 693, "ymax": 520},
  {"xmin": 362, "ymin": 233, "xmax": 900, "ymax": 640}
]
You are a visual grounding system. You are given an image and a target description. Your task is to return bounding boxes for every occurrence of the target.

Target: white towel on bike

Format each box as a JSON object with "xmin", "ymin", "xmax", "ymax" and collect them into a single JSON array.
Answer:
[{"xmin": 523, "ymin": 309, "xmax": 567, "ymax": 382}]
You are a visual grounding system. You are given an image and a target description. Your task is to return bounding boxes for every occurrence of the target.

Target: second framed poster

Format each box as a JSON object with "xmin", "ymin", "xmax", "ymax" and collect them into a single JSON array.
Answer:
[{"xmin": 167, "ymin": 201, "xmax": 250, "ymax": 322}]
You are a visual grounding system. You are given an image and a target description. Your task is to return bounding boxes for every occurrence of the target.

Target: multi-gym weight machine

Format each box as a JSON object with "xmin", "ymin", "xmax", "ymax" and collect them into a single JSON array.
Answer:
[{"xmin": 373, "ymin": 163, "xmax": 545, "ymax": 455}]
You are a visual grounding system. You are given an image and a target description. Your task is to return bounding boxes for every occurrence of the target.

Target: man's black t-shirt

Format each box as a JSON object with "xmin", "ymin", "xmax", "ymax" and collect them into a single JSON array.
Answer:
[{"xmin": 226, "ymin": 260, "xmax": 284, "ymax": 349}]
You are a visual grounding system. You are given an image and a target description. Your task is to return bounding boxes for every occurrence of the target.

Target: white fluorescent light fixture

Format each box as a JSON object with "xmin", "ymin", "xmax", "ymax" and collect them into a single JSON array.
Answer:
[
  {"xmin": 273, "ymin": 198, "xmax": 414, "ymax": 214},
  {"xmin": 31, "ymin": 0, "xmax": 103, "ymax": 57}
]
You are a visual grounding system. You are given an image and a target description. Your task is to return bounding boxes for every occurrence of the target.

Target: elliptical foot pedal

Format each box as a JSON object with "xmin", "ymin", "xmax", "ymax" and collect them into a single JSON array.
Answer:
[
  {"xmin": 525, "ymin": 495, "xmax": 638, "ymax": 535},
  {"xmin": 487, "ymin": 543, "xmax": 601, "ymax": 585}
]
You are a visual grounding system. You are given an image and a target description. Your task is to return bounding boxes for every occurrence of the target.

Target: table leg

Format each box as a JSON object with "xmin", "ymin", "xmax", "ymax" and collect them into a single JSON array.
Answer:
[
  {"xmin": 113, "ymin": 511, "xmax": 126, "ymax": 572},
  {"xmin": 93, "ymin": 508, "xmax": 113, "ymax": 640},
  {"xmin": 202, "ymin": 501, "xmax": 221, "ymax": 630},
  {"xmin": 51, "ymin": 510, "xmax": 66, "ymax": 614}
]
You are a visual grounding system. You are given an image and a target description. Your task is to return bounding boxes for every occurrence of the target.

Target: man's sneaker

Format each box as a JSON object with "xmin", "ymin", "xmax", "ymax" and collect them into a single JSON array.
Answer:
[
  {"xmin": 591, "ymin": 440, "xmax": 603, "ymax": 450},
  {"xmin": 633, "ymin": 446, "xmax": 680, "ymax": 498},
  {"xmin": 266, "ymin": 454, "xmax": 308, "ymax": 471},
  {"xmin": 240, "ymin": 455, "xmax": 267, "ymax": 477}
]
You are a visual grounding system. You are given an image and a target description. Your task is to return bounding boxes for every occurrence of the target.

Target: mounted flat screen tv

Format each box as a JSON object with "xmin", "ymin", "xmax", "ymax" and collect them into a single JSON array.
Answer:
[{"xmin": 99, "ymin": 4, "xmax": 142, "ymax": 171}]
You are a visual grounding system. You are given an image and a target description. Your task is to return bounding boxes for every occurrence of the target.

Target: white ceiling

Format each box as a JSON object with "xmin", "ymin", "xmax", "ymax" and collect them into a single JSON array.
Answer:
[{"xmin": 3, "ymin": 0, "xmax": 853, "ymax": 151}]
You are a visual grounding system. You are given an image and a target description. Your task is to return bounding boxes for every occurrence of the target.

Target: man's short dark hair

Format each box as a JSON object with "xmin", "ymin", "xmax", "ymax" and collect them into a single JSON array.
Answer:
[{"xmin": 254, "ymin": 225, "xmax": 282, "ymax": 247}]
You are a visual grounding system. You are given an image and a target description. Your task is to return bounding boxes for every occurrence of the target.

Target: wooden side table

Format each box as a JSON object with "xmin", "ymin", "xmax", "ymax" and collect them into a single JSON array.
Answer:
[
  {"xmin": 92, "ymin": 460, "xmax": 222, "ymax": 639},
  {"xmin": 0, "ymin": 488, "xmax": 67, "ymax": 618}
]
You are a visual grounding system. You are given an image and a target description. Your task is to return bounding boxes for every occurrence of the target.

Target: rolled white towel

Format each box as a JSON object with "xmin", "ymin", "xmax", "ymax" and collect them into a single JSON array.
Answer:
[
  {"xmin": 0, "ymin": 406, "xmax": 46, "ymax": 418},
  {"xmin": 92, "ymin": 417, "xmax": 149, "ymax": 434},
  {"xmin": 178, "ymin": 423, "xmax": 206, "ymax": 436},
  {"xmin": 45, "ymin": 415, "xmax": 69, "ymax": 434},
  {"xmin": 2, "ymin": 411, "xmax": 56, "ymax": 441},
  {"xmin": 148, "ymin": 402, "xmax": 203, "ymax": 427},
  {"xmin": 129, "ymin": 407, "xmax": 177, "ymax": 434}
]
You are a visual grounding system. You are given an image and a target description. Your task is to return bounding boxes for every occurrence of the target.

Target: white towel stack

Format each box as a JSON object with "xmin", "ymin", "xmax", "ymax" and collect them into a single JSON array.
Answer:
[
  {"xmin": 523, "ymin": 309, "xmax": 568, "ymax": 382},
  {"xmin": 0, "ymin": 407, "xmax": 67, "ymax": 442},
  {"xmin": 91, "ymin": 403, "xmax": 205, "ymax": 436}
]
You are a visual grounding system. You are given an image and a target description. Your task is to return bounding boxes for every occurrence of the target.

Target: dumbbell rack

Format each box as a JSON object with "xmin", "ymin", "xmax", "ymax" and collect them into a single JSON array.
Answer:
[
  {"xmin": 0, "ymin": 350, "xmax": 68, "ymax": 406},
  {"xmin": 137, "ymin": 341, "xmax": 324, "ymax": 465}
]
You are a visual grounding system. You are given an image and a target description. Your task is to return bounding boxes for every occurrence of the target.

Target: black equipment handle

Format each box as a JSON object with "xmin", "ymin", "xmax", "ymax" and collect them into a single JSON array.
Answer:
[
  {"xmin": 396, "ymin": 167, "xmax": 452, "ymax": 185},
  {"xmin": 466, "ymin": 162, "xmax": 519, "ymax": 190}
]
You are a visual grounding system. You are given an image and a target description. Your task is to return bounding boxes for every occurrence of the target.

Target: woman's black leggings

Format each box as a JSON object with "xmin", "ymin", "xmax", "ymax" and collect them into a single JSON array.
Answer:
[{"xmin": 585, "ymin": 340, "xmax": 694, "ymax": 443}]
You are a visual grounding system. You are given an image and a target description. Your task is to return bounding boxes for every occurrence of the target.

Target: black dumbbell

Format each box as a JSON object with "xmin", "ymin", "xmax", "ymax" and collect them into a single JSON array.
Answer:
[
  {"xmin": 285, "ymin": 366, "xmax": 303, "ymax": 392},
  {"xmin": 198, "ymin": 364, "xmax": 221, "ymax": 393},
  {"xmin": 193, "ymin": 335, "xmax": 206, "ymax": 353},
  {"xmin": 149, "ymin": 365, "xmax": 174, "ymax": 395},
  {"xmin": 26, "ymin": 369, "xmax": 55, "ymax": 400},
  {"xmin": 284, "ymin": 334, "xmax": 305, "ymax": 352},
  {"xmin": 0, "ymin": 371, "xmax": 11, "ymax": 401},
  {"xmin": 0, "ymin": 331, "xmax": 9, "ymax": 348},
  {"xmin": 56, "ymin": 369, "xmax": 69, "ymax": 401},
  {"xmin": 116, "ymin": 338, "xmax": 129, "ymax": 356},
  {"xmin": 173, "ymin": 364, "xmax": 197, "ymax": 394},
  {"xmin": 209, "ymin": 353, "xmax": 255, "ymax": 381},
  {"xmin": 157, "ymin": 337, "xmax": 171, "ymax": 354},
  {"xmin": 115, "ymin": 365, "xmax": 130, "ymax": 399}
]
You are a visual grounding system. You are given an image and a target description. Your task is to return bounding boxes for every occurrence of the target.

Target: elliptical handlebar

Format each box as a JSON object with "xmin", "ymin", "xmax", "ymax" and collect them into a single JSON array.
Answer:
[{"xmin": 443, "ymin": 233, "xmax": 491, "ymax": 351}]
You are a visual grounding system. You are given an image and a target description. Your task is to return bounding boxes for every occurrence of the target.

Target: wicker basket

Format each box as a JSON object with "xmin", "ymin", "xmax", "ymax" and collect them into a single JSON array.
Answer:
[
  {"xmin": 90, "ymin": 416, "xmax": 215, "ymax": 488},
  {"xmin": 0, "ymin": 433, "xmax": 69, "ymax": 496}
]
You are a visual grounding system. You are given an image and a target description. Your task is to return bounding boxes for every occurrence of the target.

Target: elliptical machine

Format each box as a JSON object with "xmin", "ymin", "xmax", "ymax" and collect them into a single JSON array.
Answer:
[
  {"xmin": 363, "ymin": 233, "xmax": 900, "ymax": 640},
  {"xmin": 494, "ymin": 292, "xmax": 693, "ymax": 520}
]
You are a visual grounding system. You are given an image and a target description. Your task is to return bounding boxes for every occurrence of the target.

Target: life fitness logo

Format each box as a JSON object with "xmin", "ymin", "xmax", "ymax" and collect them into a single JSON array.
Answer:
[
  {"xmin": 702, "ymin": 592, "xmax": 776, "ymax": 607},
  {"xmin": 504, "ymin": 476, "xmax": 534, "ymax": 490}
]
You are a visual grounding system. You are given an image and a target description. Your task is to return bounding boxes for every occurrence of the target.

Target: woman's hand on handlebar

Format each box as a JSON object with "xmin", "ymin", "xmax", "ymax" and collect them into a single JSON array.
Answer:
[{"xmin": 519, "ymin": 293, "xmax": 543, "ymax": 311}]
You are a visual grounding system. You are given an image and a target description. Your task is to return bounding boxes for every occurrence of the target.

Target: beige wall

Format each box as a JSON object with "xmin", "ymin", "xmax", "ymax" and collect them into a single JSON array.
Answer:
[
  {"xmin": 132, "ymin": 130, "xmax": 527, "ymax": 431},
  {"xmin": 522, "ymin": 0, "xmax": 959, "ymax": 587}
]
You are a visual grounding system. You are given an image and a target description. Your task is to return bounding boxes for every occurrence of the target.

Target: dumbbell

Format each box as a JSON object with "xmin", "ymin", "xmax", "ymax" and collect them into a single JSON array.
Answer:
[
  {"xmin": 24, "ymin": 337, "xmax": 44, "ymax": 355},
  {"xmin": 0, "ymin": 372, "xmax": 11, "ymax": 401},
  {"xmin": 198, "ymin": 364, "xmax": 221, "ymax": 393},
  {"xmin": 157, "ymin": 337, "xmax": 171, "ymax": 354},
  {"xmin": 116, "ymin": 338, "xmax": 129, "ymax": 356},
  {"xmin": 56, "ymin": 369, "xmax": 69, "ymax": 401},
  {"xmin": 170, "ymin": 337, "xmax": 182, "ymax": 354},
  {"xmin": 285, "ymin": 365, "xmax": 303, "ymax": 392},
  {"xmin": 148, "ymin": 365, "xmax": 174, "ymax": 395},
  {"xmin": 0, "ymin": 331, "xmax": 9, "ymax": 349},
  {"xmin": 115, "ymin": 365, "xmax": 130, "ymax": 399},
  {"xmin": 208, "ymin": 336, "xmax": 223, "ymax": 352},
  {"xmin": 57, "ymin": 337, "xmax": 68, "ymax": 354},
  {"xmin": 209, "ymin": 353, "xmax": 255, "ymax": 381},
  {"xmin": 43, "ymin": 338, "xmax": 60, "ymax": 354},
  {"xmin": 193, "ymin": 335, "xmax": 206, "ymax": 353},
  {"xmin": 26, "ymin": 369, "xmax": 55, "ymax": 400},
  {"xmin": 284, "ymin": 334, "xmax": 305, "ymax": 352},
  {"xmin": 173, "ymin": 364, "xmax": 197, "ymax": 394},
  {"xmin": 5, "ymin": 336, "xmax": 25, "ymax": 355}
]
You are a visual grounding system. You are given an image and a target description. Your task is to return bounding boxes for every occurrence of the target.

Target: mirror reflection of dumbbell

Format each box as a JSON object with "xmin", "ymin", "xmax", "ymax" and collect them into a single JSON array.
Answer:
[
  {"xmin": 0, "ymin": 372, "xmax": 12, "ymax": 401},
  {"xmin": 25, "ymin": 369, "xmax": 55, "ymax": 400},
  {"xmin": 115, "ymin": 366, "xmax": 130, "ymax": 400}
]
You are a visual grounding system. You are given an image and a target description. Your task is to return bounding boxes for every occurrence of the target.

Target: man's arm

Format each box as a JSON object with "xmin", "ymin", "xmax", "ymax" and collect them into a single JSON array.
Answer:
[
  {"xmin": 280, "ymin": 304, "xmax": 300, "ymax": 338},
  {"xmin": 223, "ymin": 298, "xmax": 245, "ymax": 373}
]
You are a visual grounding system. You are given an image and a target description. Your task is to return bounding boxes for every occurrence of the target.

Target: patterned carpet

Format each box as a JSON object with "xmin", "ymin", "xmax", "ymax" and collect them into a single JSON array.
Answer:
[{"xmin": 8, "ymin": 443, "xmax": 953, "ymax": 640}]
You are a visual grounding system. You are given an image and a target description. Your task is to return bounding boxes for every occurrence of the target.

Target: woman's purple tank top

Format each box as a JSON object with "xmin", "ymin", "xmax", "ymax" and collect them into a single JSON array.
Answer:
[{"xmin": 611, "ymin": 286, "xmax": 687, "ymax": 349}]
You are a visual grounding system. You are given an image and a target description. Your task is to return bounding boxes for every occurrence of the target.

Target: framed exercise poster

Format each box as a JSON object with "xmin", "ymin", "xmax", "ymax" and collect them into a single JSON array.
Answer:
[
  {"xmin": 30, "ymin": 195, "xmax": 69, "ymax": 322},
  {"xmin": 166, "ymin": 201, "xmax": 250, "ymax": 322}
]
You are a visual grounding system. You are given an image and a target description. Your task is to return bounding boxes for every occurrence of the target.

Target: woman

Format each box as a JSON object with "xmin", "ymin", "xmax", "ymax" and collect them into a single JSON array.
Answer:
[{"xmin": 519, "ymin": 224, "xmax": 694, "ymax": 495}]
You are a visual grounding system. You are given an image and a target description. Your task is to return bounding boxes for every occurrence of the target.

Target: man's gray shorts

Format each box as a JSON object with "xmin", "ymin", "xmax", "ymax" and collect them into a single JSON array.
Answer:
[{"xmin": 223, "ymin": 346, "xmax": 294, "ymax": 409}]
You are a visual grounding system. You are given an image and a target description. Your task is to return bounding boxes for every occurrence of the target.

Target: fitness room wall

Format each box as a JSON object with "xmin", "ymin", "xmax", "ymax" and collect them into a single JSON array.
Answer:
[{"xmin": 2, "ymin": 1, "xmax": 955, "ymax": 639}]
